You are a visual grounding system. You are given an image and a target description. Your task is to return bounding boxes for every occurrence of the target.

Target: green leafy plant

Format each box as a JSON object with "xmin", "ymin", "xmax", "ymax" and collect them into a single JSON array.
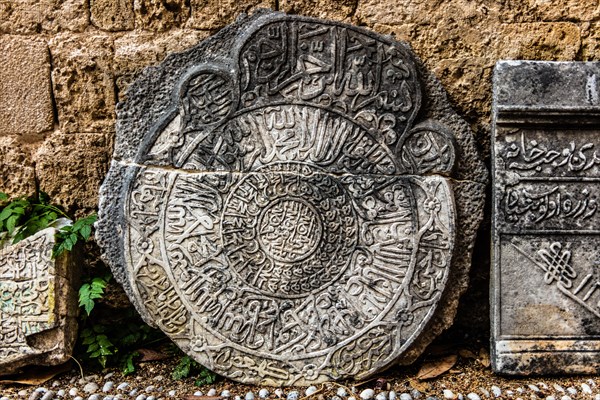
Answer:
[
  {"xmin": 172, "ymin": 355, "xmax": 195, "ymax": 380},
  {"xmin": 80, "ymin": 324, "xmax": 116, "ymax": 368},
  {"xmin": 0, "ymin": 191, "xmax": 96, "ymax": 257},
  {"xmin": 78, "ymin": 319, "xmax": 162, "ymax": 372},
  {"xmin": 195, "ymin": 366, "xmax": 219, "ymax": 386},
  {"xmin": 77, "ymin": 297, "xmax": 167, "ymax": 375},
  {"xmin": 172, "ymin": 355, "xmax": 218, "ymax": 386},
  {"xmin": 0, "ymin": 191, "xmax": 63, "ymax": 243},
  {"xmin": 79, "ymin": 275, "xmax": 110, "ymax": 316},
  {"xmin": 0, "ymin": 191, "xmax": 166, "ymax": 375},
  {"xmin": 53, "ymin": 214, "xmax": 97, "ymax": 258},
  {"xmin": 112, "ymin": 316, "xmax": 166, "ymax": 375},
  {"xmin": 121, "ymin": 351, "xmax": 140, "ymax": 375}
]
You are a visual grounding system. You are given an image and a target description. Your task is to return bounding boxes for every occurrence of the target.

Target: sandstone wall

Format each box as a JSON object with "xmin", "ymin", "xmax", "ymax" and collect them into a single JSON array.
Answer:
[
  {"xmin": 2, "ymin": 0, "xmax": 597, "ymax": 210},
  {"xmin": 2, "ymin": 0, "xmax": 597, "ymax": 211},
  {"xmin": 1, "ymin": 0, "xmax": 598, "ymax": 334}
]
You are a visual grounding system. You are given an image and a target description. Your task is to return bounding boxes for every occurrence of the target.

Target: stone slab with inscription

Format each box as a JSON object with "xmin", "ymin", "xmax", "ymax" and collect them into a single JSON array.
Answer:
[
  {"xmin": 492, "ymin": 61, "xmax": 600, "ymax": 375},
  {"xmin": 97, "ymin": 11, "xmax": 487, "ymax": 385},
  {"xmin": 0, "ymin": 227, "xmax": 79, "ymax": 375}
]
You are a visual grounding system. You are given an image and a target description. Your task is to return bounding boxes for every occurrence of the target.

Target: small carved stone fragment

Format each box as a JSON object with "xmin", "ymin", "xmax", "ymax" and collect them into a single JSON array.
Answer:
[
  {"xmin": 97, "ymin": 11, "xmax": 486, "ymax": 385},
  {"xmin": 0, "ymin": 228, "xmax": 79, "ymax": 375}
]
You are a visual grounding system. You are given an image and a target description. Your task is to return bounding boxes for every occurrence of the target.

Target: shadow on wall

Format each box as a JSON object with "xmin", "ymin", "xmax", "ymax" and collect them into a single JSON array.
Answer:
[{"xmin": 0, "ymin": 0, "xmax": 598, "ymax": 345}]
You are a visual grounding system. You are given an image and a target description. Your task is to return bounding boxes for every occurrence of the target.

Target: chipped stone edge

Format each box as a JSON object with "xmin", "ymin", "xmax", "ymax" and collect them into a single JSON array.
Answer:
[
  {"xmin": 0, "ymin": 227, "xmax": 80, "ymax": 375},
  {"xmin": 97, "ymin": 10, "xmax": 489, "ymax": 376},
  {"xmin": 491, "ymin": 60, "xmax": 600, "ymax": 375}
]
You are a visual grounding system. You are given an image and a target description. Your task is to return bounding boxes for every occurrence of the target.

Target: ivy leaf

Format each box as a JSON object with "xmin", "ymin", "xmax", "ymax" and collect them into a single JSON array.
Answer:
[
  {"xmin": 64, "ymin": 237, "xmax": 74, "ymax": 252},
  {"xmin": 51, "ymin": 213, "xmax": 97, "ymax": 258},
  {"xmin": 74, "ymin": 214, "xmax": 97, "ymax": 239},
  {"xmin": 52, "ymin": 241, "xmax": 67, "ymax": 259},
  {"xmin": 0, "ymin": 192, "xmax": 7, "ymax": 202}
]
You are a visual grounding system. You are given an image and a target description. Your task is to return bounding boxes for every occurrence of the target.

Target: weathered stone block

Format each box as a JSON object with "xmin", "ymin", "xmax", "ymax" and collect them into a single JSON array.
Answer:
[
  {"xmin": 0, "ymin": 36, "xmax": 53, "ymax": 136},
  {"xmin": 113, "ymin": 29, "xmax": 210, "ymax": 101},
  {"xmin": 0, "ymin": 0, "xmax": 40, "ymax": 34},
  {"xmin": 277, "ymin": 0, "xmax": 356, "ymax": 21},
  {"xmin": 498, "ymin": 0, "xmax": 600, "ymax": 23},
  {"xmin": 0, "ymin": 137, "xmax": 36, "ymax": 198},
  {"xmin": 34, "ymin": 132, "xmax": 111, "ymax": 212},
  {"xmin": 432, "ymin": 58, "xmax": 493, "ymax": 123},
  {"xmin": 91, "ymin": 0, "xmax": 135, "ymax": 31},
  {"xmin": 356, "ymin": 0, "xmax": 501, "ymax": 30},
  {"xmin": 497, "ymin": 22, "xmax": 581, "ymax": 61},
  {"xmin": 492, "ymin": 61, "xmax": 600, "ymax": 374},
  {"xmin": 97, "ymin": 11, "xmax": 487, "ymax": 385},
  {"xmin": 0, "ymin": 227, "xmax": 79, "ymax": 375},
  {"xmin": 134, "ymin": 0, "xmax": 189, "ymax": 31},
  {"xmin": 187, "ymin": 0, "xmax": 275, "ymax": 30},
  {"xmin": 0, "ymin": 0, "xmax": 88, "ymax": 34},
  {"xmin": 40, "ymin": 0, "xmax": 89, "ymax": 32},
  {"xmin": 581, "ymin": 22, "xmax": 600, "ymax": 61},
  {"xmin": 49, "ymin": 33, "xmax": 115, "ymax": 134}
]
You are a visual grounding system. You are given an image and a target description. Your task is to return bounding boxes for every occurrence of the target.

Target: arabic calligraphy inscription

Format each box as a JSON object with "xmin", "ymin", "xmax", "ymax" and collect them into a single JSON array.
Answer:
[
  {"xmin": 493, "ymin": 61, "xmax": 600, "ymax": 375},
  {"xmin": 97, "ymin": 12, "xmax": 487, "ymax": 385},
  {"xmin": 0, "ymin": 228, "xmax": 78, "ymax": 374}
]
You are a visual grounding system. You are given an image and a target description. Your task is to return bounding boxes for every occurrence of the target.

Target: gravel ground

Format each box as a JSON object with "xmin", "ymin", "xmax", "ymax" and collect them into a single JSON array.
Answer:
[{"xmin": 2, "ymin": 351, "xmax": 600, "ymax": 400}]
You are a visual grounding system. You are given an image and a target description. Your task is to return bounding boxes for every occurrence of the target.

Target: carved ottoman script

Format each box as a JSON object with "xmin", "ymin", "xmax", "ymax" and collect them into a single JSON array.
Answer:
[
  {"xmin": 0, "ymin": 228, "xmax": 78, "ymax": 374},
  {"xmin": 97, "ymin": 11, "xmax": 487, "ymax": 385},
  {"xmin": 492, "ymin": 61, "xmax": 600, "ymax": 375}
]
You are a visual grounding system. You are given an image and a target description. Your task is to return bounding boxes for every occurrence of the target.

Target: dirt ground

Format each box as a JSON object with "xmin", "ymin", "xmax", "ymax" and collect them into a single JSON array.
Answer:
[{"xmin": 1, "ymin": 331, "xmax": 598, "ymax": 400}]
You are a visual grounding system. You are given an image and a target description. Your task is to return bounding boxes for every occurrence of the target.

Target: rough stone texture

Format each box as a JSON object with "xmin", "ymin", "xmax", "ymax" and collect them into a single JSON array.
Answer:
[
  {"xmin": 492, "ymin": 61, "xmax": 600, "ymax": 375},
  {"xmin": 0, "ymin": 0, "xmax": 597, "ymax": 365},
  {"xmin": 91, "ymin": 0, "xmax": 135, "ymax": 31},
  {"xmin": 187, "ymin": 0, "xmax": 275, "ymax": 30},
  {"xmin": 0, "ymin": 0, "xmax": 88, "ymax": 34},
  {"xmin": 113, "ymin": 29, "xmax": 211, "ymax": 100},
  {"xmin": 0, "ymin": 227, "xmax": 79, "ymax": 375},
  {"xmin": 279, "ymin": 0, "xmax": 357, "ymax": 21},
  {"xmin": 49, "ymin": 33, "xmax": 115, "ymax": 134},
  {"xmin": 134, "ymin": 0, "xmax": 190, "ymax": 31},
  {"xmin": 34, "ymin": 132, "xmax": 111, "ymax": 212},
  {"xmin": 497, "ymin": 0, "xmax": 600, "ymax": 23},
  {"xmin": 497, "ymin": 23, "xmax": 581, "ymax": 60},
  {"xmin": 97, "ymin": 12, "xmax": 487, "ymax": 385},
  {"xmin": 0, "ymin": 36, "xmax": 53, "ymax": 136},
  {"xmin": 581, "ymin": 22, "xmax": 600, "ymax": 61},
  {"xmin": 0, "ymin": 137, "xmax": 36, "ymax": 199}
]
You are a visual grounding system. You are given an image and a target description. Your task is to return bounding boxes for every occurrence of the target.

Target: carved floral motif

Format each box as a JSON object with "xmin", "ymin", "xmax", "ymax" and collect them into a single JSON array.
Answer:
[{"xmin": 95, "ymin": 13, "xmax": 485, "ymax": 385}]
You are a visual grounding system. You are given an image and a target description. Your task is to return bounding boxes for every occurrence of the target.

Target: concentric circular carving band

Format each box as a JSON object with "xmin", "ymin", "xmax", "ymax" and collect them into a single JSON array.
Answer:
[
  {"xmin": 258, "ymin": 198, "xmax": 323, "ymax": 263},
  {"xmin": 221, "ymin": 163, "xmax": 358, "ymax": 298},
  {"xmin": 95, "ymin": 12, "xmax": 485, "ymax": 387}
]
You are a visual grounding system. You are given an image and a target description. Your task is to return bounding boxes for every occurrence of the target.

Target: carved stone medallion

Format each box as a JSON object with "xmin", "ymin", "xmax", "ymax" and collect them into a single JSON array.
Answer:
[
  {"xmin": 97, "ymin": 11, "xmax": 487, "ymax": 385},
  {"xmin": 492, "ymin": 61, "xmax": 600, "ymax": 375}
]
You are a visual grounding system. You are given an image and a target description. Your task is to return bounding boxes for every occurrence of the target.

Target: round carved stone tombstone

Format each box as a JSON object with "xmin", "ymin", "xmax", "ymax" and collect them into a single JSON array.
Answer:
[{"xmin": 97, "ymin": 11, "xmax": 487, "ymax": 386}]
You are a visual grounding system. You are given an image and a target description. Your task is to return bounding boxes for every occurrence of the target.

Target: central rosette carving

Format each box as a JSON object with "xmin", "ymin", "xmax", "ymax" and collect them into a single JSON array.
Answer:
[
  {"xmin": 221, "ymin": 163, "xmax": 358, "ymax": 298},
  {"xmin": 258, "ymin": 198, "xmax": 323, "ymax": 263},
  {"xmin": 95, "ymin": 12, "xmax": 488, "ymax": 387}
]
